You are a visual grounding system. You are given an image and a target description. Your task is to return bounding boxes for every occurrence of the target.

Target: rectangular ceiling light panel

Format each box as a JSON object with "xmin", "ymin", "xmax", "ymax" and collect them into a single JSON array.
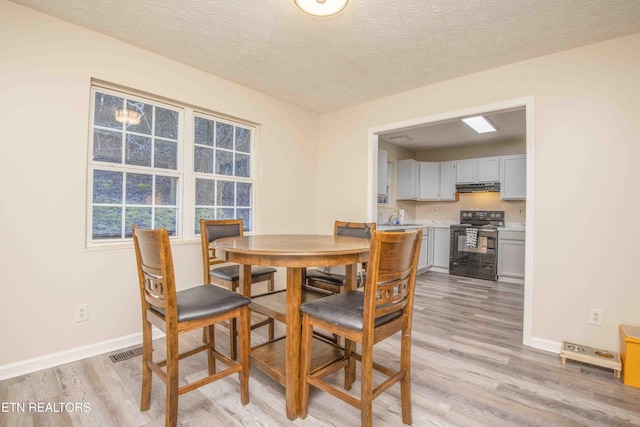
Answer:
[{"xmin": 462, "ymin": 116, "xmax": 497, "ymax": 133}]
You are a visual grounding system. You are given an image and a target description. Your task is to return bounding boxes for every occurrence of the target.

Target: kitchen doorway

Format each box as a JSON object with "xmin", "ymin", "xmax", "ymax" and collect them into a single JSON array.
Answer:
[{"xmin": 367, "ymin": 97, "xmax": 534, "ymax": 346}]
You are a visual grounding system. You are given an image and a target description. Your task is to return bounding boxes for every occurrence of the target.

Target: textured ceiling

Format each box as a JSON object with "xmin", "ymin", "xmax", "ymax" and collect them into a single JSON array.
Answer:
[{"xmin": 9, "ymin": 0, "xmax": 640, "ymax": 113}]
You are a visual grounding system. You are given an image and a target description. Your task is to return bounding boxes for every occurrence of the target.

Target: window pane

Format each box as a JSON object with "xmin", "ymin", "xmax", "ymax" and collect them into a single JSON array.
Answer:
[
  {"xmin": 125, "ymin": 134, "xmax": 152, "ymax": 167},
  {"xmin": 126, "ymin": 173, "xmax": 153, "ymax": 204},
  {"xmin": 155, "ymin": 176, "xmax": 177, "ymax": 205},
  {"xmin": 235, "ymin": 153, "xmax": 250, "ymax": 178},
  {"xmin": 125, "ymin": 100, "xmax": 153, "ymax": 135},
  {"xmin": 155, "ymin": 208, "xmax": 177, "ymax": 235},
  {"xmin": 237, "ymin": 208, "xmax": 251, "ymax": 232},
  {"xmin": 217, "ymin": 180, "xmax": 235, "ymax": 206},
  {"xmin": 235, "ymin": 127, "xmax": 251, "ymax": 153},
  {"xmin": 237, "ymin": 183, "xmax": 252, "ymax": 207},
  {"xmin": 194, "ymin": 146, "xmax": 213, "ymax": 173},
  {"xmin": 216, "ymin": 122, "xmax": 233, "ymax": 150},
  {"xmin": 195, "ymin": 117, "xmax": 214, "ymax": 147},
  {"xmin": 93, "ymin": 129, "xmax": 123, "ymax": 163},
  {"xmin": 217, "ymin": 208, "xmax": 235, "ymax": 220},
  {"xmin": 93, "ymin": 170, "xmax": 123, "ymax": 204},
  {"xmin": 125, "ymin": 207, "xmax": 152, "ymax": 237},
  {"xmin": 154, "ymin": 139, "xmax": 177, "ymax": 170},
  {"xmin": 194, "ymin": 208, "xmax": 216, "ymax": 234},
  {"xmin": 94, "ymin": 92, "xmax": 123, "ymax": 129},
  {"xmin": 93, "ymin": 206, "xmax": 122, "ymax": 239},
  {"xmin": 195, "ymin": 178, "xmax": 215, "ymax": 205},
  {"xmin": 215, "ymin": 149, "xmax": 233, "ymax": 176},
  {"xmin": 155, "ymin": 107, "xmax": 178, "ymax": 139}
]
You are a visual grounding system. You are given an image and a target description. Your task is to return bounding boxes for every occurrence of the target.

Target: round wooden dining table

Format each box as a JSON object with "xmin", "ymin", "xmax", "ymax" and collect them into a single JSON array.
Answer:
[{"xmin": 211, "ymin": 234, "xmax": 370, "ymax": 420}]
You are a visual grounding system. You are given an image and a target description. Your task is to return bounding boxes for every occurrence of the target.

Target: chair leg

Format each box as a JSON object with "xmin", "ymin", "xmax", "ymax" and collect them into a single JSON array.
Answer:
[
  {"xmin": 229, "ymin": 317, "xmax": 238, "ymax": 360},
  {"xmin": 268, "ymin": 276, "xmax": 275, "ymax": 341},
  {"xmin": 400, "ymin": 327, "xmax": 412, "ymax": 425},
  {"xmin": 360, "ymin": 340, "xmax": 374, "ymax": 427},
  {"xmin": 344, "ymin": 339, "xmax": 356, "ymax": 390},
  {"xmin": 299, "ymin": 314, "xmax": 313, "ymax": 419},
  {"xmin": 140, "ymin": 318, "xmax": 153, "ymax": 411},
  {"xmin": 238, "ymin": 307, "xmax": 251, "ymax": 405},
  {"xmin": 206, "ymin": 324, "xmax": 216, "ymax": 375},
  {"xmin": 165, "ymin": 333, "xmax": 180, "ymax": 427}
]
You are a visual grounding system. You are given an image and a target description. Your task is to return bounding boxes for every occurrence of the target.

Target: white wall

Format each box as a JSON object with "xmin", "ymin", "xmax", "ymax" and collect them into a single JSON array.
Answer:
[
  {"xmin": 317, "ymin": 33, "xmax": 640, "ymax": 352},
  {"xmin": 0, "ymin": 2, "xmax": 319, "ymax": 367}
]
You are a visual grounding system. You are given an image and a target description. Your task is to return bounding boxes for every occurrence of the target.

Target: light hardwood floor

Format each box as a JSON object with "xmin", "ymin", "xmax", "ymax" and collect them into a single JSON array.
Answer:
[{"xmin": 2, "ymin": 272, "xmax": 640, "ymax": 426}]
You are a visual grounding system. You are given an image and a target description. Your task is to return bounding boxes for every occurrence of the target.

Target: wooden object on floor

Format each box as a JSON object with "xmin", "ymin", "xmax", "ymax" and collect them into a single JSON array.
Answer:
[
  {"xmin": 560, "ymin": 341, "xmax": 621, "ymax": 378},
  {"xmin": 200, "ymin": 218, "xmax": 276, "ymax": 359},
  {"xmin": 299, "ymin": 229, "xmax": 422, "ymax": 427},
  {"xmin": 132, "ymin": 226, "xmax": 251, "ymax": 427},
  {"xmin": 304, "ymin": 221, "xmax": 376, "ymax": 295}
]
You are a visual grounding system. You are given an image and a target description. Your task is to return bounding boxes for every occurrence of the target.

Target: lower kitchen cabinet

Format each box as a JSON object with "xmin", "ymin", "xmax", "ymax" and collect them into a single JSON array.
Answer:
[
  {"xmin": 417, "ymin": 228, "xmax": 428, "ymax": 274},
  {"xmin": 498, "ymin": 230, "xmax": 525, "ymax": 284},
  {"xmin": 432, "ymin": 227, "xmax": 450, "ymax": 272}
]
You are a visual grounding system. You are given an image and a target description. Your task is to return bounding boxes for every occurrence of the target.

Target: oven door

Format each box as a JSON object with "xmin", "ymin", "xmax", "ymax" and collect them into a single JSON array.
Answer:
[{"xmin": 449, "ymin": 226, "xmax": 497, "ymax": 280}]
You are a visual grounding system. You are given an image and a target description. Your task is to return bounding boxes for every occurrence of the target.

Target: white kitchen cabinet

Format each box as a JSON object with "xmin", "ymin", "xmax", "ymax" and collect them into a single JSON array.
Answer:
[
  {"xmin": 500, "ymin": 155, "xmax": 526, "ymax": 200},
  {"xmin": 396, "ymin": 159, "xmax": 419, "ymax": 200},
  {"xmin": 456, "ymin": 156, "xmax": 500, "ymax": 183},
  {"xmin": 498, "ymin": 230, "xmax": 525, "ymax": 284},
  {"xmin": 427, "ymin": 227, "xmax": 435, "ymax": 269},
  {"xmin": 418, "ymin": 162, "xmax": 440, "ymax": 200},
  {"xmin": 439, "ymin": 161, "xmax": 457, "ymax": 200},
  {"xmin": 377, "ymin": 149, "xmax": 388, "ymax": 196},
  {"xmin": 417, "ymin": 227, "xmax": 429, "ymax": 274},
  {"xmin": 432, "ymin": 227, "xmax": 450, "ymax": 271}
]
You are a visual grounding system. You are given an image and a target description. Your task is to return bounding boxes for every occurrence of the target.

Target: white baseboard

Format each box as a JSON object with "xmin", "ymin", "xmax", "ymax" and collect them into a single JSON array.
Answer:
[
  {"xmin": 530, "ymin": 336, "xmax": 562, "ymax": 354},
  {"xmin": 0, "ymin": 329, "xmax": 165, "ymax": 381}
]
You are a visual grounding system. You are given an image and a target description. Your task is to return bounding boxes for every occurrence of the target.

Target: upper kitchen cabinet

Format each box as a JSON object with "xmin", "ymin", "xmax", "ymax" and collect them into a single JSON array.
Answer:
[
  {"xmin": 377, "ymin": 149, "xmax": 389, "ymax": 204},
  {"xmin": 396, "ymin": 159, "xmax": 419, "ymax": 200},
  {"xmin": 418, "ymin": 162, "xmax": 439, "ymax": 200},
  {"xmin": 500, "ymin": 155, "xmax": 526, "ymax": 200},
  {"xmin": 397, "ymin": 159, "xmax": 457, "ymax": 201},
  {"xmin": 456, "ymin": 156, "xmax": 500, "ymax": 183},
  {"xmin": 439, "ymin": 161, "xmax": 457, "ymax": 201}
]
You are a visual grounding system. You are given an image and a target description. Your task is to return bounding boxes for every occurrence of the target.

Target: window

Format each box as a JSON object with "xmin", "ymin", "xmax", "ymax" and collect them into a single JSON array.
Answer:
[
  {"xmin": 88, "ymin": 86, "xmax": 255, "ymax": 245},
  {"xmin": 193, "ymin": 115, "xmax": 253, "ymax": 234}
]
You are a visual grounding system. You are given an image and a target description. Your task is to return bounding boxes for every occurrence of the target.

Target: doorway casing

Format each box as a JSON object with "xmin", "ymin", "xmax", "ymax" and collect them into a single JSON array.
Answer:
[{"xmin": 367, "ymin": 96, "xmax": 535, "ymax": 347}]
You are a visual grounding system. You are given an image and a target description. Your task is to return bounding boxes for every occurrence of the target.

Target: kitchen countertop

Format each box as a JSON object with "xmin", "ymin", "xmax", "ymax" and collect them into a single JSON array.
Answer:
[
  {"xmin": 377, "ymin": 220, "xmax": 454, "ymax": 231},
  {"xmin": 378, "ymin": 221, "xmax": 525, "ymax": 231}
]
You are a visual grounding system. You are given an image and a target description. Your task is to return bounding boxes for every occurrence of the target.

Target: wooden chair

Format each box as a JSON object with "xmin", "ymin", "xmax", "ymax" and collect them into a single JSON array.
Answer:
[
  {"xmin": 132, "ymin": 226, "xmax": 251, "ymax": 427},
  {"xmin": 299, "ymin": 229, "xmax": 422, "ymax": 427},
  {"xmin": 200, "ymin": 218, "xmax": 276, "ymax": 359},
  {"xmin": 304, "ymin": 221, "xmax": 376, "ymax": 295}
]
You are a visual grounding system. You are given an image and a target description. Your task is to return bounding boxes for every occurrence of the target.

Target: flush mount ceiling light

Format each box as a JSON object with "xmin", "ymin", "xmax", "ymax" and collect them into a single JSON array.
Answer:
[
  {"xmin": 462, "ymin": 116, "xmax": 497, "ymax": 134},
  {"xmin": 388, "ymin": 135, "xmax": 413, "ymax": 143},
  {"xmin": 294, "ymin": 0, "xmax": 348, "ymax": 16},
  {"xmin": 115, "ymin": 109, "xmax": 141, "ymax": 125}
]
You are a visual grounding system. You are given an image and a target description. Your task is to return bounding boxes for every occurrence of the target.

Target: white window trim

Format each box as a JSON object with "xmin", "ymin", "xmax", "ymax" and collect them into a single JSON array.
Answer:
[{"xmin": 86, "ymin": 83, "xmax": 258, "ymax": 249}]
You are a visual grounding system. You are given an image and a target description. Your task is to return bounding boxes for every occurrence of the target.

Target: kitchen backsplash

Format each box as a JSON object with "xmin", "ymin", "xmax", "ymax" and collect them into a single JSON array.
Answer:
[{"xmin": 378, "ymin": 192, "xmax": 526, "ymax": 224}]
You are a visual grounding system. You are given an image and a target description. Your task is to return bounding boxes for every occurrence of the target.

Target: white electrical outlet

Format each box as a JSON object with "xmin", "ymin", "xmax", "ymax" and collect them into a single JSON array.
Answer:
[
  {"xmin": 589, "ymin": 308, "xmax": 602, "ymax": 326},
  {"xmin": 75, "ymin": 304, "xmax": 88, "ymax": 322}
]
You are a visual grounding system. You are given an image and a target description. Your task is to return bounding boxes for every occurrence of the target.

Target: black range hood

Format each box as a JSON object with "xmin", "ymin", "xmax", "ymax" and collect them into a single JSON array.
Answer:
[{"xmin": 455, "ymin": 182, "xmax": 500, "ymax": 193}]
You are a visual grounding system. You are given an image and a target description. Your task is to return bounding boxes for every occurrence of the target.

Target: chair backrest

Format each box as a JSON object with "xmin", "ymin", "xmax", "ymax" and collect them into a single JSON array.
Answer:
[
  {"xmin": 200, "ymin": 219, "xmax": 244, "ymax": 282},
  {"xmin": 132, "ymin": 226, "xmax": 177, "ymax": 322},
  {"xmin": 362, "ymin": 229, "xmax": 422, "ymax": 331},
  {"xmin": 334, "ymin": 221, "xmax": 376, "ymax": 239}
]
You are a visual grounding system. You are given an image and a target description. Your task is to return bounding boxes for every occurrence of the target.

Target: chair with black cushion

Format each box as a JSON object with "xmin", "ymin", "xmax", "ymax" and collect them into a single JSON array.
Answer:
[
  {"xmin": 304, "ymin": 221, "xmax": 376, "ymax": 295},
  {"xmin": 299, "ymin": 229, "xmax": 422, "ymax": 427},
  {"xmin": 132, "ymin": 226, "xmax": 251, "ymax": 427},
  {"xmin": 200, "ymin": 218, "xmax": 276, "ymax": 359}
]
